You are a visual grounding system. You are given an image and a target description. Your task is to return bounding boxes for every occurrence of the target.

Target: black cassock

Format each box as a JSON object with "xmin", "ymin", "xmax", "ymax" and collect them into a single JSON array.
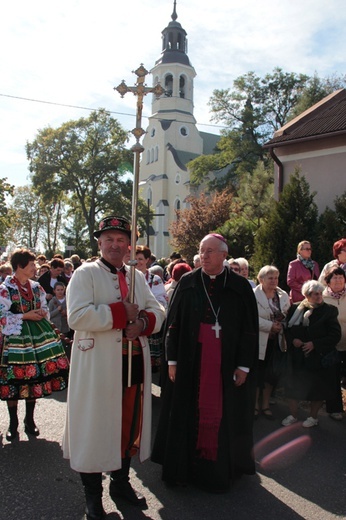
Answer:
[{"xmin": 151, "ymin": 267, "xmax": 259, "ymax": 492}]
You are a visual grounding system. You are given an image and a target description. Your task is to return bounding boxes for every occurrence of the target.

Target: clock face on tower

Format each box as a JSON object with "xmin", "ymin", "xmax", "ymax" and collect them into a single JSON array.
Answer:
[{"xmin": 180, "ymin": 126, "xmax": 188, "ymax": 136}]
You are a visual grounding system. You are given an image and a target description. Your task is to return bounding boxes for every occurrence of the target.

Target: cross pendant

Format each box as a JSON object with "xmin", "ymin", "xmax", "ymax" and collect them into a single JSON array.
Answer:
[{"xmin": 212, "ymin": 320, "xmax": 222, "ymax": 338}]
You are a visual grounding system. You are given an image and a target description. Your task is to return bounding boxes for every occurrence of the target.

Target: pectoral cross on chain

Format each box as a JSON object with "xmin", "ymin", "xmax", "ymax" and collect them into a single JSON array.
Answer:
[{"xmin": 212, "ymin": 320, "xmax": 222, "ymax": 338}]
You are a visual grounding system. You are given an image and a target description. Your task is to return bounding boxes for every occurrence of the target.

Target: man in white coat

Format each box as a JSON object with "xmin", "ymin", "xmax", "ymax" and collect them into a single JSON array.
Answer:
[{"xmin": 63, "ymin": 216, "xmax": 165, "ymax": 520}]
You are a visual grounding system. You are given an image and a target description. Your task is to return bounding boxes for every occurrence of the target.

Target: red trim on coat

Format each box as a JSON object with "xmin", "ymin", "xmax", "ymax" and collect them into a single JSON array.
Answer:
[
  {"xmin": 109, "ymin": 302, "xmax": 127, "ymax": 329},
  {"xmin": 142, "ymin": 311, "xmax": 156, "ymax": 336}
]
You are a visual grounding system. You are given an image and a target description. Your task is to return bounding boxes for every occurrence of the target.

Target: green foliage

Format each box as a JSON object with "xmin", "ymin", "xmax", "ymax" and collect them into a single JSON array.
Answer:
[
  {"xmin": 216, "ymin": 162, "xmax": 274, "ymax": 259},
  {"xmin": 289, "ymin": 73, "xmax": 346, "ymax": 120},
  {"xmin": 60, "ymin": 206, "xmax": 91, "ymax": 258},
  {"xmin": 257, "ymin": 68, "xmax": 309, "ymax": 130},
  {"xmin": 217, "ymin": 216, "xmax": 257, "ymax": 260},
  {"xmin": 8, "ymin": 186, "xmax": 43, "ymax": 249},
  {"xmin": 314, "ymin": 192, "xmax": 346, "ymax": 268},
  {"xmin": 26, "ymin": 109, "xmax": 133, "ymax": 255},
  {"xmin": 0, "ymin": 177, "xmax": 14, "ymax": 244},
  {"xmin": 209, "ymin": 67, "xmax": 309, "ymax": 138},
  {"xmin": 190, "ymin": 67, "xmax": 309, "ymax": 189},
  {"xmin": 252, "ymin": 169, "xmax": 318, "ymax": 288}
]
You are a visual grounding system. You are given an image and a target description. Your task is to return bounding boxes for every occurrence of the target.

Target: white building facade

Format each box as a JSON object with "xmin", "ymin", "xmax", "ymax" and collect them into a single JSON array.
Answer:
[{"xmin": 139, "ymin": 2, "xmax": 219, "ymax": 258}]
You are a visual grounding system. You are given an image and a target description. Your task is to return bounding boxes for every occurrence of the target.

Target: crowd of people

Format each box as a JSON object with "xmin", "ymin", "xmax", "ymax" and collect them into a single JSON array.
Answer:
[{"xmin": 0, "ymin": 228, "xmax": 345, "ymax": 519}]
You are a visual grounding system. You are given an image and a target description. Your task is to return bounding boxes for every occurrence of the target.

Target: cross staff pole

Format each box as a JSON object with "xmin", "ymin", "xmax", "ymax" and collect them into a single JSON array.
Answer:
[{"xmin": 115, "ymin": 64, "xmax": 164, "ymax": 387}]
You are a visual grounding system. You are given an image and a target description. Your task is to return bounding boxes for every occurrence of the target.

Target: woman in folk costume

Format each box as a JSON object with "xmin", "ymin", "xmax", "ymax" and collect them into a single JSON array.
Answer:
[
  {"xmin": 152, "ymin": 234, "xmax": 259, "ymax": 493},
  {"xmin": 0, "ymin": 249, "xmax": 69, "ymax": 441}
]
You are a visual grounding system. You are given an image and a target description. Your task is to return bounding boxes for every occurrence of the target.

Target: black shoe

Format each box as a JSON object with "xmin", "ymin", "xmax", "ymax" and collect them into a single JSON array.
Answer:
[
  {"xmin": 6, "ymin": 415, "xmax": 19, "ymax": 441},
  {"xmin": 109, "ymin": 478, "xmax": 147, "ymax": 508},
  {"xmin": 85, "ymin": 494, "xmax": 106, "ymax": 520},
  {"xmin": 6, "ymin": 428, "xmax": 18, "ymax": 441},
  {"xmin": 24, "ymin": 419, "xmax": 40, "ymax": 436}
]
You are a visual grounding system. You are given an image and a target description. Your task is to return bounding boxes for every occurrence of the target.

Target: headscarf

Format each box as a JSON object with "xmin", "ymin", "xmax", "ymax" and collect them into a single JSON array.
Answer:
[
  {"xmin": 287, "ymin": 298, "xmax": 322, "ymax": 328},
  {"xmin": 297, "ymin": 253, "xmax": 314, "ymax": 271}
]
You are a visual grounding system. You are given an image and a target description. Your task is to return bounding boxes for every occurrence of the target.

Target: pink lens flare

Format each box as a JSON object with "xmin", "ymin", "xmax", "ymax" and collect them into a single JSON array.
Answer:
[{"xmin": 254, "ymin": 422, "xmax": 312, "ymax": 471}]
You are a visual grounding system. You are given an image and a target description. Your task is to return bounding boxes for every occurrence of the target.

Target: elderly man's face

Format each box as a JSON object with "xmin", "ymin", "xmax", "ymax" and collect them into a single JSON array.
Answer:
[
  {"xmin": 98, "ymin": 230, "xmax": 130, "ymax": 268},
  {"xmin": 199, "ymin": 236, "xmax": 227, "ymax": 275}
]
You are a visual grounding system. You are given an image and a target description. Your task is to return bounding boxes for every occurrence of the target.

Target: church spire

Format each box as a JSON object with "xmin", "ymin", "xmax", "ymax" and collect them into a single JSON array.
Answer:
[
  {"xmin": 172, "ymin": 0, "xmax": 177, "ymax": 21},
  {"xmin": 156, "ymin": 0, "xmax": 190, "ymax": 66}
]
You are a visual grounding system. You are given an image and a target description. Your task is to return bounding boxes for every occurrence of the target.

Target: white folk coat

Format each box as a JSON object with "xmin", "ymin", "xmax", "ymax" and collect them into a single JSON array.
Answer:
[{"xmin": 62, "ymin": 260, "xmax": 165, "ymax": 473}]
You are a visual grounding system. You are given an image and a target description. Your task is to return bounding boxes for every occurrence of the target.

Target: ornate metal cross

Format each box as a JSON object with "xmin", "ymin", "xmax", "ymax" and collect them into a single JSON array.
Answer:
[{"xmin": 114, "ymin": 65, "xmax": 164, "ymax": 386}]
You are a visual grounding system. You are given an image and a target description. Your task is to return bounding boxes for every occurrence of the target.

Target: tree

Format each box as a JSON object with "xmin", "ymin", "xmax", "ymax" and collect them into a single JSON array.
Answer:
[
  {"xmin": 217, "ymin": 161, "xmax": 274, "ymax": 261},
  {"xmin": 189, "ymin": 68, "xmax": 310, "ymax": 189},
  {"xmin": 314, "ymin": 191, "xmax": 346, "ymax": 268},
  {"xmin": 289, "ymin": 73, "xmax": 346, "ymax": 120},
  {"xmin": 60, "ymin": 205, "xmax": 90, "ymax": 258},
  {"xmin": 169, "ymin": 190, "xmax": 234, "ymax": 262},
  {"xmin": 0, "ymin": 177, "xmax": 14, "ymax": 245},
  {"xmin": 26, "ymin": 109, "xmax": 134, "ymax": 255},
  {"xmin": 8, "ymin": 186, "xmax": 43, "ymax": 250},
  {"xmin": 252, "ymin": 169, "xmax": 318, "ymax": 288}
]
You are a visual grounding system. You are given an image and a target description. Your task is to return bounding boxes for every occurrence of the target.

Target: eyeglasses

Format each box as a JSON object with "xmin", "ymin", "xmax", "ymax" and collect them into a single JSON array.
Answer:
[{"xmin": 230, "ymin": 267, "xmax": 240, "ymax": 272}]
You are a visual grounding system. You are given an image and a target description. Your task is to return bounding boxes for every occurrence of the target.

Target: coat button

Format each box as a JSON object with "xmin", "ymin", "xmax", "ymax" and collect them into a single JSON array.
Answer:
[{"xmin": 116, "ymin": 337, "xmax": 121, "ymax": 342}]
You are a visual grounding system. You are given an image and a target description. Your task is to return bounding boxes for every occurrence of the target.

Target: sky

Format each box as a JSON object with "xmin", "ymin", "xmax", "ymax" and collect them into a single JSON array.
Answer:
[{"xmin": 2, "ymin": 0, "xmax": 346, "ymax": 188}]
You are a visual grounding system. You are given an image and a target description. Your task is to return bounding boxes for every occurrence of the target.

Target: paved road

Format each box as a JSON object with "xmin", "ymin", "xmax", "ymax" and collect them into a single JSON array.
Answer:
[{"xmin": 0, "ymin": 383, "xmax": 345, "ymax": 520}]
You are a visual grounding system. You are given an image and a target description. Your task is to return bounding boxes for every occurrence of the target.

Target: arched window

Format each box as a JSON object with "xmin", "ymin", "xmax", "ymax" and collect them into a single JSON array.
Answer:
[
  {"xmin": 155, "ymin": 146, "xmax": 159, "ymax": 161},
  {"xmin": 150, "ymin": 148, "xmax": 155, "ymax": 163},
  {"xmin": 146, "ymin": 150, "xmax": 150, "ymax": 164},
  {"xmin": 179, "ymin": 75, "xmax": 185, "ymax": 98},
  {"xmin": 165, "ymin": 74, "xmax": 173, "ymax": 97},
  {"xmin": 174, "ymin": 198, "xmax": 181, "ymax": 219}
]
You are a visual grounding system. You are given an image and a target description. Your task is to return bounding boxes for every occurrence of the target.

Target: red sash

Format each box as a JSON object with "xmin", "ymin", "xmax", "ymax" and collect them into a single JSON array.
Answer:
[{"xmin": 196, "ymin": 323, "xmax": 222, "ymax": 461}]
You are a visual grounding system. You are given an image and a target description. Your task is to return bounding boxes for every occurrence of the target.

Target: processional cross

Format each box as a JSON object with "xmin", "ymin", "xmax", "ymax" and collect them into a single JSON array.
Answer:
[{"xmin": 114, "ymin": 65, "xmax": 164, "ymax": 386}]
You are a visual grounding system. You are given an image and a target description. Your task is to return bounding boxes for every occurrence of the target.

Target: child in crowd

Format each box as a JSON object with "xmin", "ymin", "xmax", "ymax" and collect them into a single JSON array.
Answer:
[{"xmin": 48, "ymin": 282, "xmax": 69, "ymax": 335}]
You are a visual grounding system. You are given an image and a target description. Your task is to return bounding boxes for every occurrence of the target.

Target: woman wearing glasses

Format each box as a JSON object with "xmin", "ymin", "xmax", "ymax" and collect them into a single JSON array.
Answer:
[{"xmin": 287, "ymin": 241, "xmax": 320, "ymax": 303}]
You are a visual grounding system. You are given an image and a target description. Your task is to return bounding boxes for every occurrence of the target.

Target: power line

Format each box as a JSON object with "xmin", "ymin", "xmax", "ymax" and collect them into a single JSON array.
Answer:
[{"xmin": 0, "ymin": 93, "xmax": 226, "ymax": 130}]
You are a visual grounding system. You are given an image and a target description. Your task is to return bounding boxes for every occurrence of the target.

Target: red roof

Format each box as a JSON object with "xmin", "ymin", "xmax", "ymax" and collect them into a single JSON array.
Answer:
[{"xmin": 264, "ymin": 89, "xmax": 346, "ymax": 148}]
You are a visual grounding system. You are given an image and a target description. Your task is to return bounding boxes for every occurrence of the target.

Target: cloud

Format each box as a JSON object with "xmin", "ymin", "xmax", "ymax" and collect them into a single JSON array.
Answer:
[{"xmin": 1, "ymin": 0, "xmax": 346, "ymax": 187}]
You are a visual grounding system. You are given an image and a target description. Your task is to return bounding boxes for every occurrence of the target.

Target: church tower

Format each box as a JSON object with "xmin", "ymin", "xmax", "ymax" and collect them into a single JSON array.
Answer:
[{"xmin": 139, "ymin": 1, "xmax": 219, "ymax": 258}]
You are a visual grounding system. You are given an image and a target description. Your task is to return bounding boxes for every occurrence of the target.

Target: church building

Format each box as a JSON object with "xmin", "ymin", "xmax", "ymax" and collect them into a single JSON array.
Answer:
[{"xmin": 139, "ymin": 2, "xmax": 220, "ymax": 258}]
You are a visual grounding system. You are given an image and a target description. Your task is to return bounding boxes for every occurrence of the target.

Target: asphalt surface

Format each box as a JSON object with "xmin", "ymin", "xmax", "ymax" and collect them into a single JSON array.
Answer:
[{"xmin": 0, "ymin": 381, "xmax": 345, "ymax": 520}]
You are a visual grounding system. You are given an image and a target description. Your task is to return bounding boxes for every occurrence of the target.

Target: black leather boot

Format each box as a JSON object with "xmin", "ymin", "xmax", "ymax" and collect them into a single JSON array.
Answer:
[
  {"xmin": 80, "ymin": 472, "xmax": 105, "ymax": 520},
  {"xmin": 24, "ymin": 399, "xmax": 40, "ymax": 436},
  {"xmin": 109, "ymin": 457, "xmax": 147, "ymax": 508},
  {"xmin": 6, "ymin": 401, "xmax": 18, "ymax": 441}
]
